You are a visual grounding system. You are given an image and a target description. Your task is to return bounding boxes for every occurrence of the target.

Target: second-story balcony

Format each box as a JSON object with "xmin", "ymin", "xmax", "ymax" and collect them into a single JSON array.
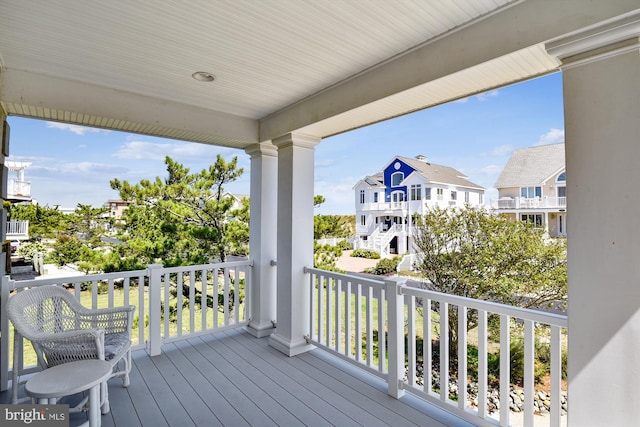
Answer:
[
  {"xmin": 6, "ymin": 179, "xmax": 31, "ymax": 202},
  {"xmin": 360, "ymin": 201, "xmax": 408, "ymax": 212},
  {"xmin": 5, "ymin": 220, "xmax": 28, "ymax": 241},
  {"xmin": 491, "ymin": 196, "xmax": 567, "ymax": 210}
]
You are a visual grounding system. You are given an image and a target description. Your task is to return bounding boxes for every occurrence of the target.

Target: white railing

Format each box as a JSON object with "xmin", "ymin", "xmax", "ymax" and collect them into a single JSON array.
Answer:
[
  {"xmin": 491, "ymin": 197, "xmax": 567, "ymax": 210},
  {"xmin": 7, "ymin": 180, "xmax": 31, "ymax": 199},
  {"xmin": 0, "ymin": 260, "xmax": 252, "ymax": 391},
  {"xmin": 5, "ymin": 220, "xmax": 29, "ymax": 240},
  {"xmin": 361, "ymin": 202, "xmax": 408, "ymax": 211},
  {"xmin": 304, "ymin": 267, "xmax": 568, "ymax": 427}
]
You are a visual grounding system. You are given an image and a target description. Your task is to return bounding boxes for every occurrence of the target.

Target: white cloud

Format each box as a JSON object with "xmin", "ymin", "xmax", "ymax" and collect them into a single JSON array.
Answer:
[
  {"xmin": 46, "ymin": 122, "xmax": 110, "ymax": 136},
  {"xmin": 31, "ymin": 161, "xmax": 126, "ymax": 175},
  {"xmin": 453, "ymin": 97, "xmax": 469, "ymax": 104},
  {"xmin": 490, "ymin": 144, "xmax": 514, "ymax": 156},
  {"xmin": 476, "ymin": 89, "xmax": 499, "ymax": 101},
  {"xmin": 314, "ymin": 177, "xmax": 357, "ymax": 214},
  {"xmin": 534, "ymin": 128, "xmax": 565, "ymax": 146},
  {"xmin": 113, "ymin": 140, "xmax": 231, "ymax": 161}
]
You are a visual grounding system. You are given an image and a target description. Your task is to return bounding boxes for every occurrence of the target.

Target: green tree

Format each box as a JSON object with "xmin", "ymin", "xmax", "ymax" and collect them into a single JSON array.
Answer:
[
  {"xmin": 111, "ymin": 155, "xmax": 246, "ymax": 265},
  {"xmin": 412, "ymin": 206, "xmax": 567, "ymax": 359},
  {"xmin": 67, "ymin": 204, "xmax": 110, "ymax": 245},
  {"xmin": 7, "ymin": 203, "xmax": 67, "ymax": 239}
]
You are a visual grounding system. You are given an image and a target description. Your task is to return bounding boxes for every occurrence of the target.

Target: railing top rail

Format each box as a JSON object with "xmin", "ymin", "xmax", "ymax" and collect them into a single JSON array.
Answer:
[
  {"xmin": 304, "ymin": 266, "xmax": 386, "ymax": 290},
  {"xmin": 402, "ymin": 285, "xmax": 568, "ymax": 328},
  {"xmin": 9, "ymin": 268, "xmax": 149, "ymax": 290},
  {"xmin": 161, "ymin": 259, "xmax": 252, "ymax": 274}
]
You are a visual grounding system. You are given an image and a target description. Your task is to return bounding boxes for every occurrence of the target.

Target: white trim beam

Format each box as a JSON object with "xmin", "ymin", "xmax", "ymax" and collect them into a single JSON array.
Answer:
[{"xmin": 0, "ymin": 69, "xmax": 258, "ymax": 148}]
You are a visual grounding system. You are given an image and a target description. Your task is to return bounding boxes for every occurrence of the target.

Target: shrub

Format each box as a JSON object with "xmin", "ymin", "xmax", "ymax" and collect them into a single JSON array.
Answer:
[
  {"xmin": 364, "ymin": 256, "xmax": 401, "ymax": 275},
  {"xmin": 351, "ymin": 249, "xmax": 380, "ymax": 259},
  {"xmin": 336, "ymin": 240, "xmax": 352, "ymax": 251}
]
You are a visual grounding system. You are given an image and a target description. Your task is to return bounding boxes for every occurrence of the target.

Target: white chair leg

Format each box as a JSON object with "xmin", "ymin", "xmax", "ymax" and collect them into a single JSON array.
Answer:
[{"xmin": 100, "ymin": 381, "xmax": 110, "ymax": 414}]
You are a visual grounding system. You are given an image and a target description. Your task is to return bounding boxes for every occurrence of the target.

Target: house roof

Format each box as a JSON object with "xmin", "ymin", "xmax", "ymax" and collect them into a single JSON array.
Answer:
[
  {"xmin": 396, "ymin": 156, "xmax": 484, "ymax": 190},
  {"xmin": 494, "ymin": 143, "xmax": 565, "ymax": 188}
]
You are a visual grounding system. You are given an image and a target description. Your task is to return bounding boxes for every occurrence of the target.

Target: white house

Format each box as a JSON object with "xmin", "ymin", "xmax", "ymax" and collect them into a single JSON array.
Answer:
[
  {"xmin": 354, "ymin": 155, "xmax": 484, "ymax": 256},
  {"xmin": 491, "ymin": 143, "xmax": 566, "ymax": 237}
]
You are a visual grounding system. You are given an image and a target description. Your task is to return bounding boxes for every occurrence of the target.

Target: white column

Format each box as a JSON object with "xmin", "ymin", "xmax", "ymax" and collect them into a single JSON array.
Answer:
[
  {"xmin": 269, "ymin": 133, "xmax": 319, "ymax": 356},
  {"xmin": 547, "ymin": 14, "xmax": 640, "ymax": 427},
  {"xmin": 244, "ymin": 142, "xmax": 278, "ymax": 338}
]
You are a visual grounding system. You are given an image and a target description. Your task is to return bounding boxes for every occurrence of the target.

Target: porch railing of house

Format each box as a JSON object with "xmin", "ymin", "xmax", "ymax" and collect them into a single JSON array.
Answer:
[
  {"xmin": 0, "ymin": 259, "xmax": 251, "ymax": 392},
  {"xmin": 5, "ymin": 220, "xmax": 28, "ymax": 240},
  {"xmin": 7, "ymin": 180, "xmax": 31, "ymax": 199},
  {"xmin": 304, "ymin": 267, "xmax": 568, "ymax": 427},
  {"xmin": 491, "ymin": 197, "xmax": 567, "ymax": 210}
]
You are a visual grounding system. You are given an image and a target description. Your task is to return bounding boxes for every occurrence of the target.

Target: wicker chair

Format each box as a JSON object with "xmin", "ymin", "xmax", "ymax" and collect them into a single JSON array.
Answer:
[{"xmin": 6, "ymin": 284, "xmax": 135, "ymax": 413}]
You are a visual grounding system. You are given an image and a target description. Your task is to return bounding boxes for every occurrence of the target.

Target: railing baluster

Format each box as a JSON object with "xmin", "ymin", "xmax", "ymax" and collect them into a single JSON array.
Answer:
[
  {"xmin": 378, "ymin": 287, "xmax": 386, "ymax": 373},
  {"xmin": 500, "ymin": 314, "xmax": 511, "ymax": 426},
  {"xmin": 201, "ymin": 268, "xmax": 208, "ymax": 331},
  {"xmin": 234, "ymin": 267, "xmax": 240, "ymax": 325},
  {"xmin": 223, "ymin": 268, "xmax": 230, "ymax": 326},
  {"xmin": 355, "ymin": 283, "xmax": 362, "ymax": 362},
  {"xmin": 478, "ymin": 310, "xmax": 488, "ymax": 419},
  {"xmin": 163, "ymin": 272, "xmax": 171, "ymax": 338},
  {"xmin": 524, "ymin": 319, "xmax": 535, "ymax": 427},
  {"xmin": 407, "ymin": 295, "xmax": 416, "ymax": 387},
  {"xmin": 345, "ymin": 280, "xmax": 352, "ymax": 358},
  {"xmin": 92, "ymin": 279, "xmax": 98, "ymax": 309},
  {"xmin": 326, "ymin": 276, "xmax": 332, "ymax": 347},
  {"xmin": 138, "ymin": 275, "xmax": 145, "ymax": 346},
  {"xmin": 190, "ymin": 270, "xmax": 196, "ymax": 333},
  {"xmin": 176, "ymin": 273, "xmax": 183, "ymax": 336},
  {"xmin": 309, "ymin": 272, "xmax": 315, "ymax": 341},
  {"xmin": 551, "ymin": 325, "xmax": 562, "ymax": 427},
  {"xmin": 424, "ymin": 298, "xmax": 432, "ymax": 395},
  {"xmin": 213, "ymin": 268, "xmax": 219, "ymax": 329},
  {"xmin": 366, "ymin": 286, "xmax": 373, "ymax": 367},
  {"xmin": 440, "ymin": 301, "xmax": 449, "ymax": 402},
  {"xmin": 335, "ymin": 278, "xmax": 341, "ymax": 353},
  {"xmin": 318, "ymin": 274, "xmax": 324, "ymax": 344},
  {"xmin": 458, "ymin": 305, "xmax": 467, "ymax": 411}
]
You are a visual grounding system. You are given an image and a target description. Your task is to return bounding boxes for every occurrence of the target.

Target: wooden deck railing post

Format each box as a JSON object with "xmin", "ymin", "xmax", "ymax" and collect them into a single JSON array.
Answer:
[
  {"xmin": 147, "ymin": 264, "xmax": 163, "ymax": 356},
  {"xmin": 385, "ymin": 276, "xmax": 407, "ymax": 399}
]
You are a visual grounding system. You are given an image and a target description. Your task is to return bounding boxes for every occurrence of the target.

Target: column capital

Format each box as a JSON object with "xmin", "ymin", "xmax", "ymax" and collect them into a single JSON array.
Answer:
[
  {"xmin": 546, "ymin": 11, "xmax": 640, "ymax": 68},
  {"xmin": 244, "ymin": 141, "xmax": 278, "ymax": 158},
  {"xmin": 272, "ymin": 133, "xmax": 320, "ymax": 150}
]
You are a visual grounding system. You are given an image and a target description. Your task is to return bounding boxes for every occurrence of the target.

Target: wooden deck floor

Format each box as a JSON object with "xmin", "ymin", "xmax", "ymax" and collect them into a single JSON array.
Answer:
[{"xmin": 2, "ymin": 328, "xmax": 474, "ymax": 426}]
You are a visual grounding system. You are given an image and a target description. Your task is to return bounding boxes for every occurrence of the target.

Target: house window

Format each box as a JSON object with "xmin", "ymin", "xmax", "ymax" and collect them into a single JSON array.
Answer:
[
  {"xmin": 465, "ymin": 191, "xmax": 469, "ymax": 203},
  {"xmin": 557, "ymin": 172, "xmax": 566, "ymax": 182},
  {"xmin": 410, "ymin": 184, "xmax": 421, "ymax": 201},
  {"xmin": 520, "ymin": 186, "xmax": 542, "ymax": 198},
  {"xmin": 392, "ymin": 191, "xmax": 405, "ymax": 202},
  {"xmin": 451, "ymin": 191, "xmax": 457, "ymax": 201},
  {"xmin": 424, "ymin": 188, "xmax": 431, "ymax": 200},
  {"xmin": 359, "ymin": 189, "xmax": 365, "ymax": 204},
  {"xmin": 521, "ymin": 214, "xmax": 543, "ymax": 227},
  {"xmin": 360, "ymin": 215, "xmax": 366, "ymax": 226},
  {"xmin": 479, "ymin": 193, "xmax": 484, "ymax": 204},
  {"xmin": 436, "ymin": 188, "xmax": 443, "ymax": 200},
  {"xmin": 391, "ymin": 172, "xmax": 404, "ymax": 187},
  {"xmin": 373, "ymin": 192, "xmax": 378, "ymax": 203}
]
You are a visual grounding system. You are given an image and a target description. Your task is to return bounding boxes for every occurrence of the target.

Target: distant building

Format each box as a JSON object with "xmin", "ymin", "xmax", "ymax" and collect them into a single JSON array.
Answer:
[
  {"xmin": 103, "ymin": 199, "xmax": 133, "ymax": 220},
  {"xmin": 354, "ymin": 155, "xmax": 484, "ymax": 257},
  {"xmin": 491, "ymin": 143, "xmax": 566, "ymax": 237}
]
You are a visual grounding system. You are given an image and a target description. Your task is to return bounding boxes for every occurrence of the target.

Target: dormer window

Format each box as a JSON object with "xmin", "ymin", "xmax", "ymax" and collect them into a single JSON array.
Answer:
[
  {"xmin": 557, "ymin": 172, "xmax": 566, "ymax": 182},
  {"xmin": 391, "ymin": 172, "xmax": 404, "ymax": 187}
]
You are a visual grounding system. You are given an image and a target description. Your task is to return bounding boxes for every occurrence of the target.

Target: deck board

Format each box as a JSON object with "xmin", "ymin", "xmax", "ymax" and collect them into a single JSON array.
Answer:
[{"xmin": 1, "ymin": 328, "xmax": 474, "ymax": 427}]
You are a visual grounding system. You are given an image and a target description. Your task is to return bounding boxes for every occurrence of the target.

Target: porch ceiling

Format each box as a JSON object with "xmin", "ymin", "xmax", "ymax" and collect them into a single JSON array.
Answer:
[{"xmin": 0, "ymin": 1, "xmax": 638, "ymax": 148}]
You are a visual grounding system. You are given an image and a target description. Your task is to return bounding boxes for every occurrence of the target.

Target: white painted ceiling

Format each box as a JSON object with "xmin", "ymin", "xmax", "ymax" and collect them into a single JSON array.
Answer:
[{"xmin": 0, "ymin": 1, "xmax": 637, "ymax": 148}]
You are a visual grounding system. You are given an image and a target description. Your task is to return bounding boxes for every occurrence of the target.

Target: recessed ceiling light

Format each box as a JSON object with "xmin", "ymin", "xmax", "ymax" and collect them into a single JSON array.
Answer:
[{"xmin": 192, "ymin": 71, "xmax": 216, "ymax": 82}]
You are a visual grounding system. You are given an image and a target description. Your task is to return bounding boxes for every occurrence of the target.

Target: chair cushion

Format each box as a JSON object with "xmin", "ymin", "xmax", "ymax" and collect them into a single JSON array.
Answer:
[{"xmin": 104, "ymin": 332, "xmax": 130, "ymax": 361}]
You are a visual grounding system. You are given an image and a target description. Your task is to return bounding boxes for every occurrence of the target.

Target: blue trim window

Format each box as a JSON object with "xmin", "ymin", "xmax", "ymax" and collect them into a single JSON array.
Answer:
[{"xmin": 391, "ymin": 172, "xmax": 404, "ymax": 187}]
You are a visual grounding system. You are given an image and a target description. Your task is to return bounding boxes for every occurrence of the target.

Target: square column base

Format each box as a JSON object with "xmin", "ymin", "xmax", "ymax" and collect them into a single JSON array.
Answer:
[
  {"xmin": 245, "ymin": 321, "xmax": 276, "ymax": 338},
  {"xmin": 269, "ymin": 333, "xmax": 315, "ymax": 357}
]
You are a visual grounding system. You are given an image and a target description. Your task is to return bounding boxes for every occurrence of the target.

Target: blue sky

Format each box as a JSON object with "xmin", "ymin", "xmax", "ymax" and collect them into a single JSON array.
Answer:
[{"xmin": 6, "ymin": 72, "xmax": 564, "ymax": 215}]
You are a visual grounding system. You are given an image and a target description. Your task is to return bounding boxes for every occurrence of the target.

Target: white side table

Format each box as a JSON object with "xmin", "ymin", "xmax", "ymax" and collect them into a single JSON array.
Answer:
[{"xmin": 25, "ymin": 359, "xmax": 112, "ymax": 427}]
